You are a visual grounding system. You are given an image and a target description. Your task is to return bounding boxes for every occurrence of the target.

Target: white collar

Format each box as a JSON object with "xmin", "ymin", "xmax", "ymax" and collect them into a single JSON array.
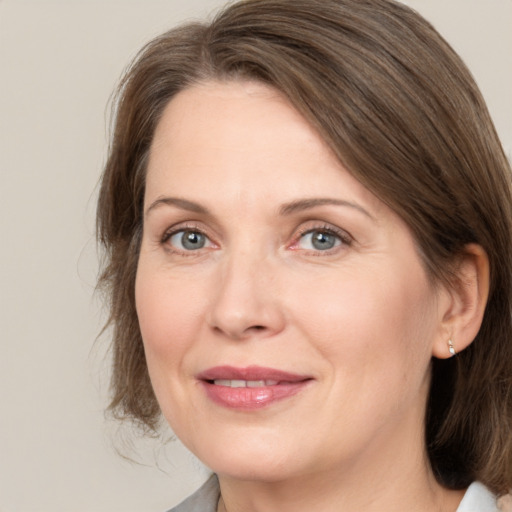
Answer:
[{"xmin": 456, "ymin": 482, "xmax": 498, "ymax": 512}]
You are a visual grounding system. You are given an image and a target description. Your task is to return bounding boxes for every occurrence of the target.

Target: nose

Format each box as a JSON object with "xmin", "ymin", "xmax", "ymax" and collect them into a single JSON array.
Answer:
[{"xmin": 207, "ymin": 253, "xmax": 286, "ymax": 341}]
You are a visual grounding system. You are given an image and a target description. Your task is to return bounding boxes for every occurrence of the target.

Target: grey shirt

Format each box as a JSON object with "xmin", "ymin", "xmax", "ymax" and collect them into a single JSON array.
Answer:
[
  {"xmin": 167, "ymin": 476, "xmax": 500, "ymax": 512},
  {"xmin": 168, "ymin": 475, "xmax": 220, "ymax": 512}
]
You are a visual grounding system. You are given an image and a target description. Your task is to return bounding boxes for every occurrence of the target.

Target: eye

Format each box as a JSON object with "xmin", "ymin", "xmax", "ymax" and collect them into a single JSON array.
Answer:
[
  {"xmin": 166, "ymin": 229, "xmax": 213, "ymax": 251},
  {"xmin": 297, "ymin": 228, "xmax": 345, "ymax": 251}
]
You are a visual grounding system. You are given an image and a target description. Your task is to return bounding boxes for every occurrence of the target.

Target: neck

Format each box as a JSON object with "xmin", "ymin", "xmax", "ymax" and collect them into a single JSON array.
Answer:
[
  {"xmin": 217, "ymin": 466, "xmax": 464, "ymax": 512},
  {"xmin": 216, "ymin": 430, "xmax": 465, "ymax": 512}
]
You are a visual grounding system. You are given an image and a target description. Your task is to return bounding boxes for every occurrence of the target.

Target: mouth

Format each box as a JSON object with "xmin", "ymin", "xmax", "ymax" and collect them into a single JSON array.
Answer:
[{"xmin": 197, "ymin": 365, "xmax": 313, "ymax": 410}]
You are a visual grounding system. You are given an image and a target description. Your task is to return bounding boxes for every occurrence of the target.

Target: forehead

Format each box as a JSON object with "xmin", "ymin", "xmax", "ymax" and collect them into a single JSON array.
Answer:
[
  {"xmin": 149, "ymin": 80, "xmax": 326, "ymax": 165},
  {"xmin": 145, "ymin": 79, "xmax": 383, "ymax": 217}
]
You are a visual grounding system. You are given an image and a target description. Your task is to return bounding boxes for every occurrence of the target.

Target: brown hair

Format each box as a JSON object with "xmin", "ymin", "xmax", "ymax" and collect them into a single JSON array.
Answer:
[{"xmin": 97, "ymin": 0, "xmax": 512, "ymax": 494}]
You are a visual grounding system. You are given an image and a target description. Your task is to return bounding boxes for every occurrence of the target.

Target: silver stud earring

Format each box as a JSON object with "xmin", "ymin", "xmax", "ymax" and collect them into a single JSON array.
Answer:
[{"xmin": 448, "ymin": 339, "xmax": 456, "ymax": 356}]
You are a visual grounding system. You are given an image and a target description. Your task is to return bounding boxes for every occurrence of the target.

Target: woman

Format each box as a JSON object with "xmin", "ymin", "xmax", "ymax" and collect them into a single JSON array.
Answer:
[{"xmin": 97, "ymin": 0, "xmax": 512, "ymax": 510}]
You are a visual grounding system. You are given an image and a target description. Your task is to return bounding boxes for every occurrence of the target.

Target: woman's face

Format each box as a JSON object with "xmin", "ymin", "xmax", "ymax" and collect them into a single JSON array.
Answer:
[{"xmin": 136, "ymin": 81, "xmax": 448, "ymax": 482}]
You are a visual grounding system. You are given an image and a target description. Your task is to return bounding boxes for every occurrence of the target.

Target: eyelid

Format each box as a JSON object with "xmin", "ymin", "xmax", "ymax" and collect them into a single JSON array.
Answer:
[
  {"xmin": 160, "ymin": 222, "xmax": 217, "ymax": 254},
  {"xmin": 289, "ymin": 222, "xmax": 353, "ymax": 252},
  {"xmin": 297, "ymin": 224, "xmax": 352, "ymax": 243},
  {"xmin": 158, "ymin": 220, "xmax": 353, "ymax": 255}
]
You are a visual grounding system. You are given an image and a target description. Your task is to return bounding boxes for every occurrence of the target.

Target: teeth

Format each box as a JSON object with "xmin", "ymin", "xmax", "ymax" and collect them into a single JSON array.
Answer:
[
  {"xmin": 213, "ymin": 379, "xmax": 278, "ymax": 387},
  {"xmin": 247, "ymin": 380, "xmax": 266, "ymax": 388}
]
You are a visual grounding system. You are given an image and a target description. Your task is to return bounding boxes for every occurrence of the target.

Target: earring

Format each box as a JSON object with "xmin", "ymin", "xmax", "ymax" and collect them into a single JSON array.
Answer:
[{"xmin": 448, "ymin": 339, "xmax": 456, "ymax": 356}]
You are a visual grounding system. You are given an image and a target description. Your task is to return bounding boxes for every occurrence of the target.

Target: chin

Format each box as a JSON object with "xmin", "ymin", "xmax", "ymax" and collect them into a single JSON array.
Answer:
[{"xmin": 186, "ymin": 432, "xmax": 307, "ymax": 483}]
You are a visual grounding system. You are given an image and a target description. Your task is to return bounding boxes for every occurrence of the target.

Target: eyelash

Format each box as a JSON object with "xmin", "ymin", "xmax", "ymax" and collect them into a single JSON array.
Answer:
[
  {"xmin": 291, "ymin": 224, "xmax": 353, "ymax": 254},
  {"xmin": 160, "ymin": 222, "xmax": 353, "ymax": 255},
  {"xmin": 160, "ymin": 223, "xmax": 213, "ymax": 255}
]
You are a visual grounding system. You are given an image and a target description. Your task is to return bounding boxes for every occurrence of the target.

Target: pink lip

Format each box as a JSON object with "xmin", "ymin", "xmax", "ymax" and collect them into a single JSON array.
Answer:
[{"xmin": 197, "ymin": 365, "xmax": 313, "ymax": 410}]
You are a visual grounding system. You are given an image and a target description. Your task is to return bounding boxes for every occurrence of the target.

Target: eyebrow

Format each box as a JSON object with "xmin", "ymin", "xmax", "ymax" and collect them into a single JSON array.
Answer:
[
  {"xmin": 279, "ymin": 198, "xmax": 374, "ymax": 219},
  {"xmin": 145, "ymin": 196, "xmax": 374, "ymax": 220},
  {"xmin": 145, "ymin": 196, "xmax": 210, "ymax": 217}
]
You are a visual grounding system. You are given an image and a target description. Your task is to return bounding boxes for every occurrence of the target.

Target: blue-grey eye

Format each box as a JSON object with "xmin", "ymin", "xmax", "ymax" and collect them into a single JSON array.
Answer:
[
  {"xmin": 299, "ymin": 230, "xmax": 341, "ymax": 251},
  {"xmin": 169, "ymin": 230, "xmax": 210, "ymax": 250}
]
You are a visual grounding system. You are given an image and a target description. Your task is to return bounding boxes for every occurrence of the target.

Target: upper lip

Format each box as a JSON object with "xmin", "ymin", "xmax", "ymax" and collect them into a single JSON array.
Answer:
[{"xmin": 197, "ymin": 365, "xmax": 312, "ymax": 383}]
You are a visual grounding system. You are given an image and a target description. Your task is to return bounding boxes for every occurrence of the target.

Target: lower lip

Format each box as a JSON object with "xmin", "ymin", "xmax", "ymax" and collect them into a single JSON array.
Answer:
[{"xmin": 201, "ymin": 381, "xmax": 311, "ymax": 410}]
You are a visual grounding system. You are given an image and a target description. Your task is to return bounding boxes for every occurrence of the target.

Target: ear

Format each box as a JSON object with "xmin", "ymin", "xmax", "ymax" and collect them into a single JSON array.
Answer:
[{"xmin": 432, "ymin": 244, "xmax": 490, "ymax": 359}]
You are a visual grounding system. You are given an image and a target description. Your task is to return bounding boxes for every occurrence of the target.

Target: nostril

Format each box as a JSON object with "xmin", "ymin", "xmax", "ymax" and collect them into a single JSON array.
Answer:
[{"xmin": 212, "ymin": 324, "xmax": 267, "ymax": 339}]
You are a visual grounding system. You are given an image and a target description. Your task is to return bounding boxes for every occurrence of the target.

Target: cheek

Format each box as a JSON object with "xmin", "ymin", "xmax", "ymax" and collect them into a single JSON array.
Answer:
[
  {"xmin": 134, "ymin": 262, "xmax": 212, "ymax": 431},
  {"xmin": 287, "ymin": 264, "xmax": 437, "ymax": 385},
  {"xmin": 135, "ymin": 263, "xmax": 207, "ymax": 367}
]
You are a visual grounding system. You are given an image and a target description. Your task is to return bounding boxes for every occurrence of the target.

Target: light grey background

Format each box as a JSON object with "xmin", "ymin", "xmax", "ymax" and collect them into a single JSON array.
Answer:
[{"xmin": 0, "ymin": 1, "xmax": 510, "ymax": 511}]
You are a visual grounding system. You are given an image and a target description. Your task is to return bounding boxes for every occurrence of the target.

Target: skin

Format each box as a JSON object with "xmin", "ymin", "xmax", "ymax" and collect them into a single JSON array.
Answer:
[{"xmin": 136, "ymin": 81, "xmax": 488, "ymax": 512}]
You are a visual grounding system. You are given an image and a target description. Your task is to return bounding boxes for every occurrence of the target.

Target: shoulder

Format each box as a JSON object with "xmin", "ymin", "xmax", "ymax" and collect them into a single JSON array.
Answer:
[
  {"xmin": 457, "ymin": 482, "xmax": 512, "ymax": 512},
  {"xmin": 166, "ymin": 474, "xmax": 220, "ymax": 512}
]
